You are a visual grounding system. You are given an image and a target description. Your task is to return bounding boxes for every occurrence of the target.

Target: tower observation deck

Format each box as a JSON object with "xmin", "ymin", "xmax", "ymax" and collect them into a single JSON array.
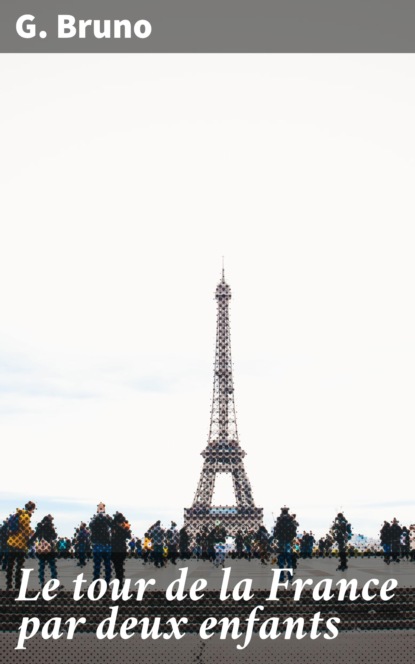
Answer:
[{"xmin": 183, "ymin": 270, "xmax": 263, "ymax": 536}]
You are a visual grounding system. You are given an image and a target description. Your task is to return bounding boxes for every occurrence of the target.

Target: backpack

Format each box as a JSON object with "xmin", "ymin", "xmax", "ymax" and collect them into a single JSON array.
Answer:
[
  {"xmin": 275, "ymin": 515, "xmax": 296, "ymax": 543},
  {"xmin": 7, "ymin": 513, "xmax": 20, "ymax": 533},
  {"xmin": 36, "ymin": 538, "xmax": 52, "ymax": 555},
  {"xmin": 78, "ymin": 529, "xmax": 89, "ymax": 543},
  {"xmin": 57, "ymin": 539, "xmax": 67, "ymax": 552}
]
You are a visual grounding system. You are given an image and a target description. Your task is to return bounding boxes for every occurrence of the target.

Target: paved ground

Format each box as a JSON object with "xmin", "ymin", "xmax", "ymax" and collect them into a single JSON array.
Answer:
[
  {"xmin": 1, "ymin": 630, "xmax": 415, "ymax": 664},
  {"xmin": 1, "ymin": 558, "xmax": 414, "ymax": 662},
  {"xmin": 1, "ymin": 556, "xmax": 414, "ymax": 591}
]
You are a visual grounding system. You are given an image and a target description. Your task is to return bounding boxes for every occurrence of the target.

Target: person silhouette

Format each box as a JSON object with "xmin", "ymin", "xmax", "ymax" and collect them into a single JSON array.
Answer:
[
  {"xmin": 331, "ymin": 512, "xmax": 352, "ymax": 571},
  {"xmin": 6, "ymin": 501, "xmax": 36, "ymax": 591},
  {"xmin": 89, "ymin": 502, "xmax": 113, "ymax": 583}
]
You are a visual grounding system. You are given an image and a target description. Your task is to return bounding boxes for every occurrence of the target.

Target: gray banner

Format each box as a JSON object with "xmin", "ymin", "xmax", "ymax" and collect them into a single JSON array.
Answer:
[{"xmin": 0, "ymin": 0, "xmax": 415, "ymax": 53}]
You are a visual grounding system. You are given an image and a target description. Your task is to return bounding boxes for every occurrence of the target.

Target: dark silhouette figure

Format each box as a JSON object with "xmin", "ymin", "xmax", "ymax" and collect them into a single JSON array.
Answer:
[
  {"xmin": 380, "ymin": 521, "xmax": 391, "ymax": 564},
  {"xmin": 89, "ymin": 502, "xmax": 113, "ymax": 583},
  {"xmin": 111, "ymin": 512, "xmax": 131, "ymax": 582},
  {"xmin": 390, "ymin": 518, "xmax": 402, "ymax": 563},
  {"xmin": 273, "ymin": 506, "xmax": 297, "ymax": 580},
  {"xmin": 31, "ymin": 515, "xmax": 58, "ymax": 585},
  {"xmin": 331, "ymin": 512, "xmax": 352, "ymax": 571},
  {"xmin": 6, "ymin": 501, "xmax": 36, "ymax": 591}
]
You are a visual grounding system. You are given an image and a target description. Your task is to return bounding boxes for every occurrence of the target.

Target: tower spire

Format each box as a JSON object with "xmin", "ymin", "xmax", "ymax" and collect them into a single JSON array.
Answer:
[{"xmin": 184, "ymin": 271, "xmax": 263, "ymax": 536}]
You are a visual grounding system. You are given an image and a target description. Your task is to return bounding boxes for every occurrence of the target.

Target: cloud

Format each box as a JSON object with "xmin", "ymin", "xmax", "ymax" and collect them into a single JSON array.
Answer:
[
  {"xmin": 0, "ymin": 350, "xmax": 98, "ymax": 408},
  {"xmin": 0, "ymin": 348, "xmax": 200, "ymax": 413}
]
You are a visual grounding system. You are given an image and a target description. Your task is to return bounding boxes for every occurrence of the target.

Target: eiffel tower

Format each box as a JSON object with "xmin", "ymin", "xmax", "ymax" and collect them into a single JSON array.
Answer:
[{"xmin": 184, "ymin": 269, "xmax": 263, "ymax": 537}]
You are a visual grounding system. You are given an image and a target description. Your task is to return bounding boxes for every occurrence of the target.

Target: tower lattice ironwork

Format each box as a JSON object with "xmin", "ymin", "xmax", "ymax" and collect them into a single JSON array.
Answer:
[{"xmin": 184, "ymin": 270, "xmax": 263, "ymax": 536}]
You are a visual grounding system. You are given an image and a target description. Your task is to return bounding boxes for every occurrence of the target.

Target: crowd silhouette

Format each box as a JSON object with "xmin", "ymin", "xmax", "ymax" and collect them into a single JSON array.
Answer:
[{"xmin": 0, "ymin": 502, "xmax": 414, "ymax": 591}]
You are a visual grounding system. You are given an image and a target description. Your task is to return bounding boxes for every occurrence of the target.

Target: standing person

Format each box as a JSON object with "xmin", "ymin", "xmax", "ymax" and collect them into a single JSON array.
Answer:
[
  {"xmin": 300, "ymin": 531, "xmax": 309, "ymax": 559},
  {"xmin": 409, "ymin": 525, "xmax": 415, "ymax": 562},
  {"xmin": 194, "ymin": 532, "xmax": 202, "ymax": 560},
  {"xmin": 380, "ymin": 521, "xmax": 391, "ymax": 564},
  {"xmin": 179, "ymin": 526, "xmax": 190, "ymax": 560},
  {"xmin": 307, "ymin": 532, "xmax": 315, "ymax": 558},
  {"xmin": 32, "ymin": 515, "xmax": 58, "ymax": 586},
  {"xmin": 273, "ymin": 506, "xmax": 297, "ymax": 580},
  {"xmin": 6, "ymin": 501, "xmax": 36, "ymax": 591},
  {"xmin": 142, "ymin": 532, "xmax": 152, "ymax": 564},
  {"xmin": 325, "ymin": 534, "xmax": 334, "ymax": 557},
  {"xmin": 134, "ymin": 537, "xmax": 142, "ymax": 559},
  {"xmin": 149, "ymin": 521, "xmax": 165, "ymax": 568},
  {"xmin": 89, "ymin": 502, "xmax": 113, "ymax": 583},
  {"xmin": 213, "ymin": 540, "xmax": 226, "ymax": 568},
  {"xmin": 166, "ymin": 522, "xmax": 179, "ymax": 565},
  {"xmin": 207, "ymin": 523, "xmax": 227, "ymax": 563},
  {"xmin": 401, "ymin": 526, "xmax": 410, "ymax": 561},
  {"xmin": 390, "ymin": 518, "xmax": 402, "ymax": 563},
  {"xmin": 75, "ymin": 523, "xmax": 90, "ymax": 568},
  {"xmin": 206, "ymin": 527, "xmax": 216, "ymax": 563},
  {"xmin": 256, "ymin": 524, "xmax": 271, "ymax": 565},
  {"xmin": 200, "ymin": 526, "xmax": 209, "ymax": 561},
  {"xmin": 235, "ymin": 531, "xmax": 244, "ymax": 559},
  {"xmin": 127, "ymin": 537, "xmax": 136, "ymax": 559},
  {"xmin": 331, "ymin": 512, "xmax": 352, "ymax": 571},
  {"xmin": 66, "ymin": 538, "xmax": 73, "ymax": 559},
  {"xmin": 110, "ymin": 512, "xmax": 131, "ymax": 583},
  {"xmin": 0, "ymin": 519, "xmax": 9, "ymax": 572},
  {"xmin": 244, "ymin": 530, "xmax": 253, "ymax": 561}
]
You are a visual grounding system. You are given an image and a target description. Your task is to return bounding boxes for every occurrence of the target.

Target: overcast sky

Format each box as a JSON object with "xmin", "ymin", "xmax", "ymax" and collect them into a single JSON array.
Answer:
[{"xmin": 0, "ymin": 55, "xmax": 414, "ymax": 538}]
